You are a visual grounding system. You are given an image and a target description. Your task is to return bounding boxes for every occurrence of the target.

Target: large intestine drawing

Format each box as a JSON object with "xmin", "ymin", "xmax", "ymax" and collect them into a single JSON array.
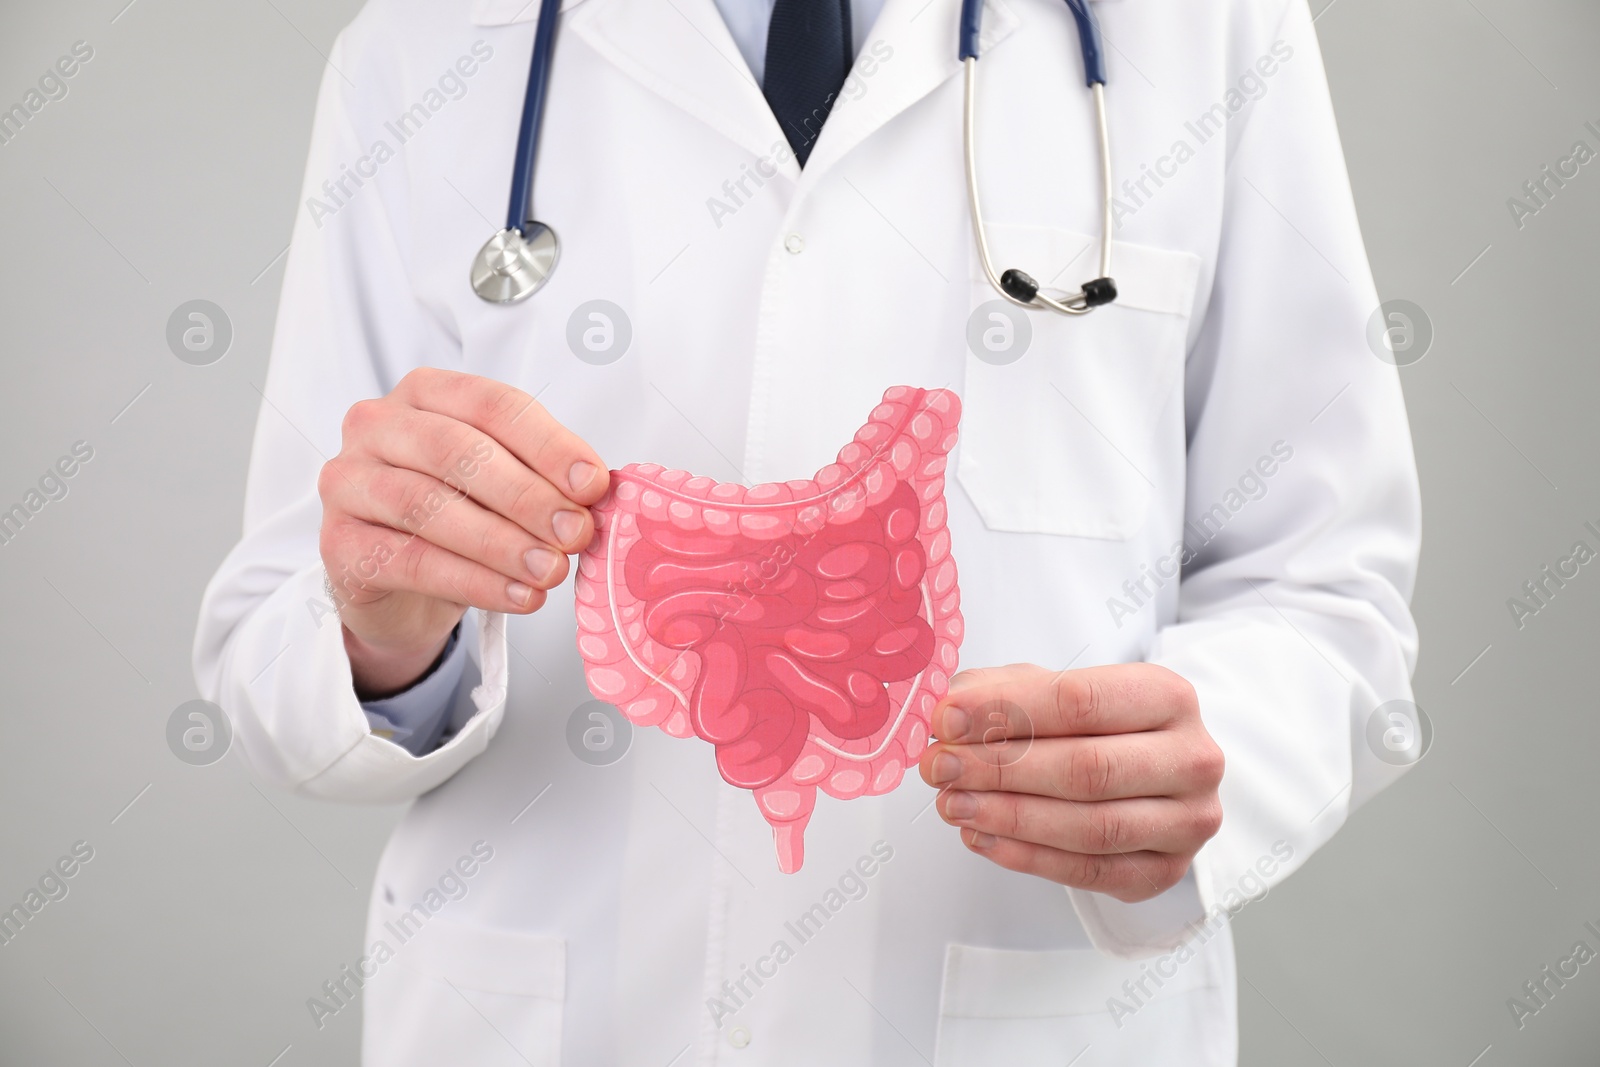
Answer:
[{"xmin": 573, "ymin": 387, "xmax": 963, "ymax": 872}]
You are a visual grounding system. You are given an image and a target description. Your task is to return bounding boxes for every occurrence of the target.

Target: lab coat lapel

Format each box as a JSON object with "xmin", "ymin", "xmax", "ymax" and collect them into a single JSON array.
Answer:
[
  {"xmin": 471, "ymin": 0, "xmax": 1019, "ymax": 182},
  {"xmin": 796, "ymin": 0, "xmax": 1020, "ymax": 186},
  {"xmin": 471, "ymin": 0, "xmax": 792, "ymax": 166}
]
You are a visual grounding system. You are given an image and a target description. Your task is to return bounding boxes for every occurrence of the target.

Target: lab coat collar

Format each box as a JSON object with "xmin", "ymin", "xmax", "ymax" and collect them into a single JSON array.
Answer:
[
  {"xmin": 797, "ymin": 0, "xmax": 1019, "ymax": 185},
  {"xmin": 473, "ymin": 0, "xmax": 784, "ymax": 162},
  {"xmin": 471, "ymin": 0, "xmax": 1020, "ymax": 182}
]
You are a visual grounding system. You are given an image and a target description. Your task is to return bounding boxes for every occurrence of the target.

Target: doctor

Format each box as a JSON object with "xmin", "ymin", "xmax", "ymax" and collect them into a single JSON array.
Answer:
[{"xmin": 195, "ymin": 0, "xmax": 1420, "ymax": 1062}]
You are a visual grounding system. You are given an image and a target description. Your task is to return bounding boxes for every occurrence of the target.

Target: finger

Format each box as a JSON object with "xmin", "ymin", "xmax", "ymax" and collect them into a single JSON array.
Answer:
[
  {"xmin": 934, "ymin": 663, "xmax": 1196, "ymax": 741},
  {"xmin": 322, "ymin": 518, "xmax": 548, "ymax": 614},
  {"xmin": 957, "ymin": 830, "xmax": 1191, "ymax": 902},
  {"xmin": 327, "ymin": 460, "xmax": 571, "ymax": 591},
  {"xmin": 356, "ymin": 407, "xmax": 597, "ymax": 552},
  {"xmin": 391, "ymin": 368, "xmax": 610, "ymax": 506},
  {"xmin": 919, "ymin": 733, "xmax": 1220, "ymax": 800},
  {"xmin": 937, "ymin": 790, "xmax": 1221, "ymax": 855}
]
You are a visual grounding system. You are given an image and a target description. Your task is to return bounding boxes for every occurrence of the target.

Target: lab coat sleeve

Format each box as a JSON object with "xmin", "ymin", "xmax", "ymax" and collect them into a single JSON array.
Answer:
[
  {"xmin": 191, "ymin": 19, "xmax": 510, "ymax": 803},
  {"xmin": 1065, "ymin": 0, "xmax": 1422, "ymax": 957}
]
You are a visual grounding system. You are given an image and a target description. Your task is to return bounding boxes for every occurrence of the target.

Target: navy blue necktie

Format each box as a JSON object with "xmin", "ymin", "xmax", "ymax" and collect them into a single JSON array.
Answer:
[{"xmin": 763, "ymin": 0, "xmax": 852, "ymax": 166}]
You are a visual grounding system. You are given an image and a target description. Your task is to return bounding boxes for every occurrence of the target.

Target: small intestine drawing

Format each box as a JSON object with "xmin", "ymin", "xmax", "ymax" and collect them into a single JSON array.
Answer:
[{"xmin": 573, "ymin": 386, "xmax": 963, "ymax": 873}]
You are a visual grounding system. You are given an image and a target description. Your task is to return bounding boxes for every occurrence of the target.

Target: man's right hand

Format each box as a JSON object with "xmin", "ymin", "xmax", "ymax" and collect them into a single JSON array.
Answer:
[{"xmin": 317, "ymin": 368, "xmax": 609, "ymax": 699}]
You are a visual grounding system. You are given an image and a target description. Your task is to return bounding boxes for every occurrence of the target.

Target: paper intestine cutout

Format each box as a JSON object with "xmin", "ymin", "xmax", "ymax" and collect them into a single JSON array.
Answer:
[{"xmin": 573, "ymin": 387, "xmax": 963, "ymax": 872}]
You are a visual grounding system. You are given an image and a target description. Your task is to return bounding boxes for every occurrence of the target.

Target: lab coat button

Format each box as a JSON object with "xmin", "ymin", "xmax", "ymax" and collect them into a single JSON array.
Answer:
[
  {"xmin": 784, "ymin": 233, "xmax": 804, "ymax": 254},
  {"xmin": 727, "ymin": 1024, "xmax": 751, "ymax": 1048}
]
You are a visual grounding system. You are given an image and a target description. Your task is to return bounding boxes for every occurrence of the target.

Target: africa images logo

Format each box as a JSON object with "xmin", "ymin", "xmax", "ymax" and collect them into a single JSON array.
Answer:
[
  {"xmin": 705, "ymin": 841, "xmax": 895, "ymax": 1028},
  {"xmin": 1113, "ymin": 40, "xmax": 1294, "ymax": 227},
  {"xmin": 0, "ymin": 40, "xmax": 95, "ymax": 148},
  {"xmin": 305, "ymin": 842, "xmax": 495, "ymax": 1030},
  {"xmin": 304, "ymin": 41, "xmax": 495, "ymax": 230}
]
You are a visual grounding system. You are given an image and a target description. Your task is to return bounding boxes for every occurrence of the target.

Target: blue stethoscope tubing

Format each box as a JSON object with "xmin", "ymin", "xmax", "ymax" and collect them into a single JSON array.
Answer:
[
  {"xmin": 473, "ymin": 0, "xmax": 1118, "ymax": 311},
  {"xmin": 961, "ymin": 0, "xmax": 1117, "ymax": 314},
  {"xmin": 506, "ymin": 0, "xmax": 563, "ymax": 234},
  {"xmin": 959, "ymin": 0, "xmax": 1104, "ymax": 79}
]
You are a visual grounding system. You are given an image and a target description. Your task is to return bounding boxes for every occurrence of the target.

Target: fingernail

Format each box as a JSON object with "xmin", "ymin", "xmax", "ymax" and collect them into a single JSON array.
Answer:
[
  {"xmin": 568, "ymin": 461, "xmax": 597, "ymax": 493},
  {"xmin": 552, "ymin": 510, "xmax": 585, "ymax": 546},
  {"xmin": 506, "ymin": 581, "xmax": 535, "ymax": 607},
  {"xmin": 949, "ymin": 671, "xmax": 979, "ymax": 692},
  {"xmin": 943, "ymin": 790, "xmax": 977, "ymax": 821},
  {"xmin": 940, "ymin": 705, "xmax": 970, "ymax": 740},
  {"xmin": 525, "ymin": 547, "xmax": 562, "ymax": 583},
  {"xmin": 968, "ymin": 831, "xmax": 997, "ymax": 850},
  {"xmin": 930, "ymin": 752, "xmax": 962, "ymax": 785}
]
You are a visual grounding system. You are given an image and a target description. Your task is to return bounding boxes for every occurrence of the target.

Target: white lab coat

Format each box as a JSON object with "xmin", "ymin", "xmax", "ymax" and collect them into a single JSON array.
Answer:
[{"xmin": 194, "ymin": 0, "xmax": 1421, "ymax": 1061}]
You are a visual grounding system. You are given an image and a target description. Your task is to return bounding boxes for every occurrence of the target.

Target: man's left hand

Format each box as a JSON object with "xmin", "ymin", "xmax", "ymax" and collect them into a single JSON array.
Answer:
[{"xmin": 917, "ymin": 662, "xmax": 1225, "ymax": 902}]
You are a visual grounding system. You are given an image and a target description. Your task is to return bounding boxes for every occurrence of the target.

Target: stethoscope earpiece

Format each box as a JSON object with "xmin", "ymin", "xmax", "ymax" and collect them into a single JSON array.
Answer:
[
  {"xmin": 1081, "ymin": 277, "xmax": 1118, "ymax": 308},
  {"xmin": 1000, "ymin": 269, "xmax": 1040, "ymax": 303}
]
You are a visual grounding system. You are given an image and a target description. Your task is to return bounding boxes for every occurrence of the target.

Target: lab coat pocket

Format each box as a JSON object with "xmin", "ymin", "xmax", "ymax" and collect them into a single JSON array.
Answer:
[
  {"xmin": 364, "ymin": 914, "xmax": 566, "ymax": 1067},
  {"xmin": 932, "ymin": 943, "xmax": 1229, "ymax": 1067},
  {"xmin": 959, "ymin": 226, "xmax": 1201, "ymax": 539}
]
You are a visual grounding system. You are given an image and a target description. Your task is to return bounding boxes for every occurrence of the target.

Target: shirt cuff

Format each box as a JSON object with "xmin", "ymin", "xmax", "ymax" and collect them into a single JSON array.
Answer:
[{"xmin": 359, "ymin": 625, "xmax": 467, "ymax": 756}]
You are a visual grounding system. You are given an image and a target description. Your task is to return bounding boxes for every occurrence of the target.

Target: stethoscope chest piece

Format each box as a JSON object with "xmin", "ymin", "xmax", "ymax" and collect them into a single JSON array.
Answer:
[{"xmin": 471, "ymin": 225, "xmax": 558, "ymax": 304}]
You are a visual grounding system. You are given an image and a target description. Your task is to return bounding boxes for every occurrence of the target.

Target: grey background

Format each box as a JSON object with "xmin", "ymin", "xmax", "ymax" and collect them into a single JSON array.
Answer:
[{"xmin": 0, "ymin": 0, "xmax": 1595, "ymax": 1063}]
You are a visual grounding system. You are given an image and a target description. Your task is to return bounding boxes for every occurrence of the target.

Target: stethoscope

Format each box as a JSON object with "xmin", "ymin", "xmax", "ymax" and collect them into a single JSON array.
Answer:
[
  {"xmin": 962, "ymin": 0, "xmax": 1117, "ymax": 314},
  {"xmin": 469, "ymin": 0, "xmax": 562, "ymax": 303},
  {"xmin": 472, "ymin": 0, "xmax": 1117, "ymax": 316}
]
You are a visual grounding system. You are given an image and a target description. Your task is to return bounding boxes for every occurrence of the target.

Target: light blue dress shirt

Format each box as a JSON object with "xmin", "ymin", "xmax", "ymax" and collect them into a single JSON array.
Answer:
[{"xmin": 359, "ymin": 625, "xmax": 466, "ymax": 756}]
